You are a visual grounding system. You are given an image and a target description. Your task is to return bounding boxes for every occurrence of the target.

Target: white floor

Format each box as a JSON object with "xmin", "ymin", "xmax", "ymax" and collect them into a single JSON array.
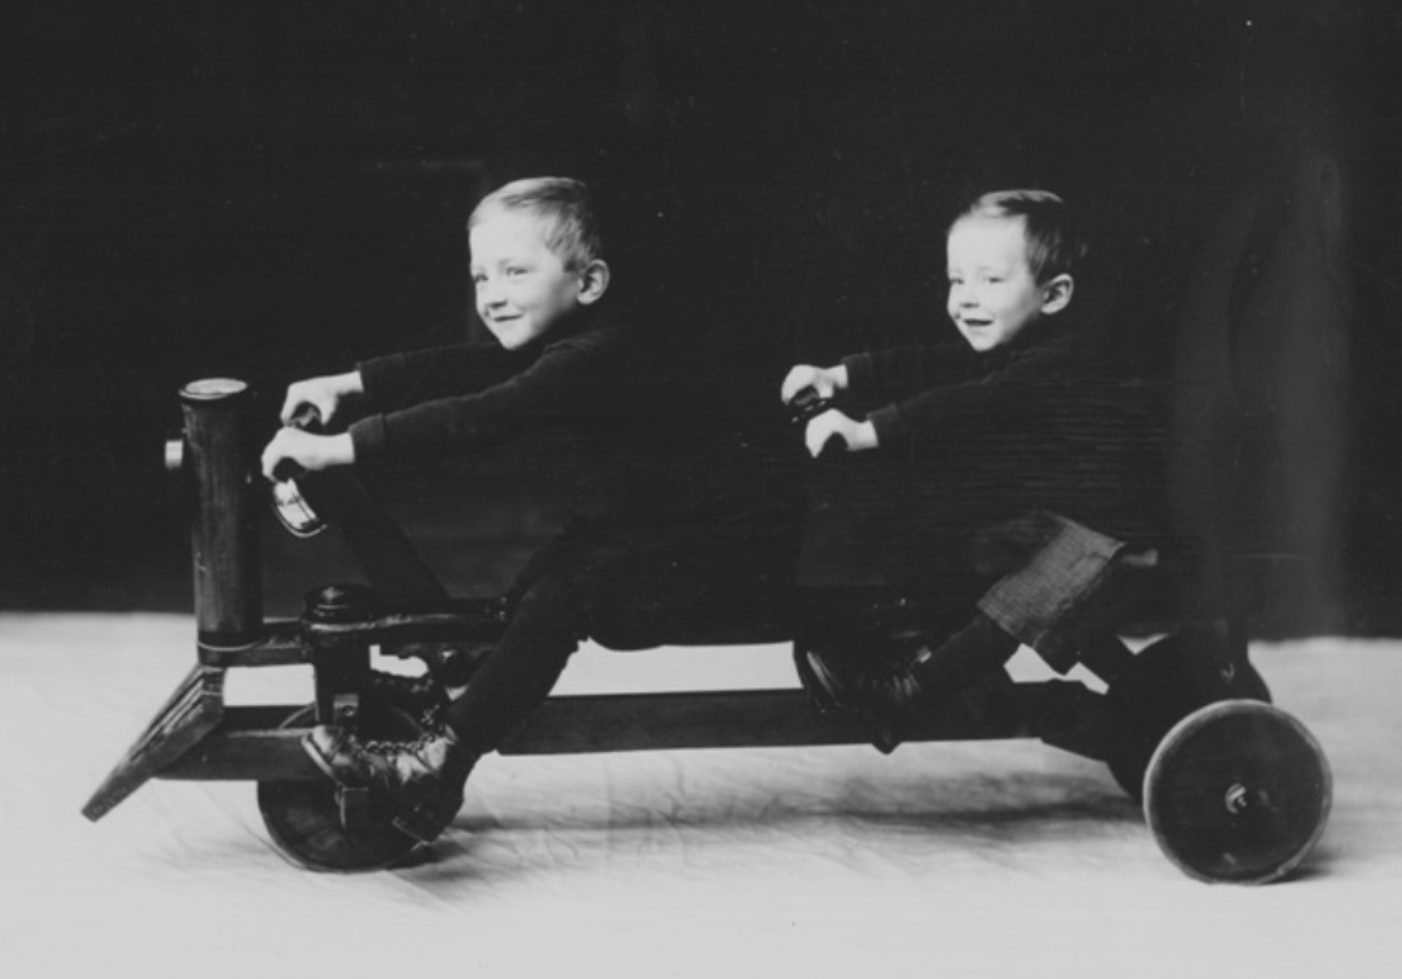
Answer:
[{"xmin": 2, "ymin": 614, "xmax": 1399, "ymax": 978}]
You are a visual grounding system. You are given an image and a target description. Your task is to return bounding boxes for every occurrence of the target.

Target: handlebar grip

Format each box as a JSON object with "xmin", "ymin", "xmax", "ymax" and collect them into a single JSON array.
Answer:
[
  {"xmin": 788, "ymin": 388, "xmax": 833, "ymax": 426},
  {"xmin": 288, "ymin": 403, "xmax": 323, "ymax": 432}
]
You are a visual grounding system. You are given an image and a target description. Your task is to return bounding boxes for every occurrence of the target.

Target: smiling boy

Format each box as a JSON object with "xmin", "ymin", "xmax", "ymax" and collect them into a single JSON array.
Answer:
[
  {"xmin": 946, "ymin": 206, "xmax": 1073, "ymax": 352},
  {"xmin": 782, "ymin": 189, "xmax": 1079, "ymax": 460},
  {"xmin": 260, "ymin": 179, "xmax": 612, "ymax": 474},
  {"xmin": 261, "ymin": 176, "xmax": 800, "ymax": 843},
  {"xmin": 469, "ymin": 195, "xmax": 609, "ymax": 350},
  {"xmin": 779, "ymin": 189, "xmax": 1160, "ymax": 752}
]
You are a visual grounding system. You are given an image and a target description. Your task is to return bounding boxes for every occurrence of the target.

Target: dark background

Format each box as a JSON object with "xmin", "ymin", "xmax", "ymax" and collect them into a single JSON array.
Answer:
[{"xmin": 2, "ymin": 0, "xmax": 1400, "ymax": 631}]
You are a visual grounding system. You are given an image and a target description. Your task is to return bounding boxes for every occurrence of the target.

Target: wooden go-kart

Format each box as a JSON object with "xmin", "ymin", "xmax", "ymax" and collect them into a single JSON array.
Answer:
[{"xmin": 83, "ymin": 377, "xmax": 1332, "ymax": 884}]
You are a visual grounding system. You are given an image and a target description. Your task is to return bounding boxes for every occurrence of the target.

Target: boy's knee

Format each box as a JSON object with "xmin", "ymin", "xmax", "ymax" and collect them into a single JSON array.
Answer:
[{"xmin": 512, "ymin": 575, "xmax": 593, "ymax": 637}]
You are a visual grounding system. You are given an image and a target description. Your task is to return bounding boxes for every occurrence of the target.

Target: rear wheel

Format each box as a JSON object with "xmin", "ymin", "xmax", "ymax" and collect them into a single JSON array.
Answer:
[
  {"xmin": 1144, "ymin": 700, "xmax": 1330, "ymax": 883},
  {"xmin": 1105, "ymin": 626, "xmax": 1270, "ymax": 801}
]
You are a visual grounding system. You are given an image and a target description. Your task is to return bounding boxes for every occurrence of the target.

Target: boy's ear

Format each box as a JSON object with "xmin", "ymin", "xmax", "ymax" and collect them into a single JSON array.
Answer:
[
  {"xmin": 576, "ymin": 259, "xmax": 610, "ymax": 306},
  {"xmin": 1040, "ymin": 273, "xmax": 1074, "ymax": 316}
]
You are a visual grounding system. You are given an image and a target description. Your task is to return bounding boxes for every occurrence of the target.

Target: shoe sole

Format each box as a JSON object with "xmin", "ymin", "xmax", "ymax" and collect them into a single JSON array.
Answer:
[
  {"xmin": 802, "ymin": 650, "xmax": 851, "ymax": 712},
  {"xmin": 391, "ymin": 800, "xmax": 457, "ymax": 844},
  {"xmin": 794, "ymin": 646, "xmax": 843, "ymax": 713}
]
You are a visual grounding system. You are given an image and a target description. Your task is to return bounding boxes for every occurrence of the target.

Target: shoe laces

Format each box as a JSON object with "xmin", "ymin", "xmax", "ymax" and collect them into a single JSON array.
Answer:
[
  {"xmin": 874, "ymin": 660, "xmax": 928, "ymax": 712},
  {"xmin": 361, "ymin": 730, "xmax": 446, "ymax": 756}
]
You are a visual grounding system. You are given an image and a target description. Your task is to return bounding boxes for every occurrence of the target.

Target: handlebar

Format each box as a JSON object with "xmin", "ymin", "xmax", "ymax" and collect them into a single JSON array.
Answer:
[
  {"xmin": 786, "ymin": 388, "xmax": 847, "ymax": 461},
  {"xmin": 787, "ymin": 387, "xmax": 831, "ymax": 426},
  {"xmin": 269, "ymin": 403, "xmax": 324, "ymax": 483},
  {"xmin": 270, "ymin": 403, "xmax": 328, "ymax": 536},
  {"xmin": 287, "ymin": 403, "xmax": 323, "ymax": 433}
]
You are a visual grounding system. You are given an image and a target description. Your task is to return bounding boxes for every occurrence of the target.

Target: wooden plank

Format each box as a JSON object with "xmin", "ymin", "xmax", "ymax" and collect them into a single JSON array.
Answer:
[
  {"xmin": 160, "ymin": 725, "xmax": 323, "ymax": 782},
  {"xmin": 82, "ymin": 666, "xmax": 227, "ymax": 820},
  {"xmin": 500, "ymin": 687, "xmax": 1037, "ymax": 755},
  {"xmin": 148, "ymin": 684, "xmax": 1047, "ymax": 786}
]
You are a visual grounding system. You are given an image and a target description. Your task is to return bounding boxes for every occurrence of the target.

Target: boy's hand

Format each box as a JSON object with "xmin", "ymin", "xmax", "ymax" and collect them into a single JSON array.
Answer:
[
  {"xmin": 780, "ymin": 364, "xmax": 849, "ymax": 404},
  {"xmin": 260, "ymin": 429, "xmax": 356, "ymax": 482},
  {"xmin": 804, "ymin": 408, "xmax": 878, "ymax": 458},
  {"xmin": 279, "ymin": 371, "xmax": 365, "ymax": 427}
]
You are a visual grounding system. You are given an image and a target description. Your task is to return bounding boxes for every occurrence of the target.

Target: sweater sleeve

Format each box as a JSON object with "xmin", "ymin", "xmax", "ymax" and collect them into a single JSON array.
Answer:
[
  {"xmin": 349, "ymin": 327, "xmax": 625, "ymax": 464},
  {"xmin": 357, "ymin": 341, "xmax": 525, "ymax": 412},
  {"xmin": 843, "ymin": 342, "xmax": 974, "ymax": 404},
  {"xmin": 857, "ymin": 331, "xmax": 1083, "ymax": 454}
]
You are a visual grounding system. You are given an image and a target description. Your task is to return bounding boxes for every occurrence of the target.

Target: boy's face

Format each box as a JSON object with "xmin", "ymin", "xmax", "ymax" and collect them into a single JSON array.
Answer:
[
  {"xmin": 469, "ymin": 211, "xmax": 585, "ymax": 350},
  {"xmin": 945, "ymin": 215, "xmax": 1065, "ymax": 352}
]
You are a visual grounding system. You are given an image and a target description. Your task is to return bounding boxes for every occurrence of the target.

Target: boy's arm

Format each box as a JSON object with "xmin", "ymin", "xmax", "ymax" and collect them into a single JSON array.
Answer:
[
  {"xmin": 841, "ymin": 342, "xmax": 974, "ymax": 405},
  {"xmin": 262, "ymin": 340, "xmax": 527, "ymax": 481},
  {"xmin": 863, "ymin": 333, "xmax": 1083, "ymax": 454},
  {"xmin": 357, "ymin": 341, "xmax": 528, "ymax": 412},
  {"xmin": 348, "ymin": 328, "xmax": 625, "ymax": 464}
]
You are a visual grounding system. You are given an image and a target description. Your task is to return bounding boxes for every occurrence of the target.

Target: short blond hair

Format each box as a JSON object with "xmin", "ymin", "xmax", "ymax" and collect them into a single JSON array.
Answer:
[
  {"xmin": 468, "ymin": 176, "xmax": 604, "ymax": 271},
  {"xmin": 954, "ymin": 189, "xmax": 1087, "ymax": 284}
]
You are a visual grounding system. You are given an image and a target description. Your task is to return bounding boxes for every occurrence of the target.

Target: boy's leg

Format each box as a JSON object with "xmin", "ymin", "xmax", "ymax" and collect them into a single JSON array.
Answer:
[
  {"xmin": 302, "ymin": 565, "xmax": 595, "ymax": 843},
  {"xmin": 799, "ymin": 535, "xmax": 999, "ymax": 695},
  {"xmin": 298, "ymin": 469, "xmax": 449, "ymax": 607},
  {"xmin": 297, "ymin": 467, "xmax": 482, "ymax": 706},
  {"xmin": 440, "ymin": 573, "xmax": 587, "ymax": 754},
  {"xmin": 794, "ymin": 586, "xmax": 914, "ymax": 703},
  {"xmin": 804, "ymin": 515, "xmax": 1145, "ymax": 752},
  {"xmin": 300, "ymin": 514, "xmax": 796, "ymax": 841},
  {"xmin": 805, "ymin": 611, "xmax": 1020, "ymax": 753}
]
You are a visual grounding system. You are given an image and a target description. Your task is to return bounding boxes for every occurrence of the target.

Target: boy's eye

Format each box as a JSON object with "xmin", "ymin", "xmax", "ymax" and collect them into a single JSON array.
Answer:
[{"xmin": 506, "ymin": 266, "xmax": 528, "ymax": 277}]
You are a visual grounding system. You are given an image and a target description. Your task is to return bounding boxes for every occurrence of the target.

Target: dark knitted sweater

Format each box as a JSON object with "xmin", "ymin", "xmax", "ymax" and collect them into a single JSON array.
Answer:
[
  {"xmin": 346, "ymin": 306, "xmax": 799, "ymax": 532},
  {"xmin": 834, "ymin": 318, "xmax": 1171, "ymax": 544}
]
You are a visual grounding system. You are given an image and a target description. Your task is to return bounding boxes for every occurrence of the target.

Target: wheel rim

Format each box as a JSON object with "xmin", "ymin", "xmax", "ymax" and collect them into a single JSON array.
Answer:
[{"xmin": 1143, "ymin": 699, "xmax": 1331, "ymax": 884}]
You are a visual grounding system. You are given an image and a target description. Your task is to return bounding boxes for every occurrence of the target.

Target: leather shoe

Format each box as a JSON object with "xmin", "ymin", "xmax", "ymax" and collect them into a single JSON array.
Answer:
[
  {"xmin": 303, "ymin": 725, "xmax": 475, "ymax": 843},
  {"xmin": 804, "ymin": 648, "xmax": 931, "ymax": 754}
]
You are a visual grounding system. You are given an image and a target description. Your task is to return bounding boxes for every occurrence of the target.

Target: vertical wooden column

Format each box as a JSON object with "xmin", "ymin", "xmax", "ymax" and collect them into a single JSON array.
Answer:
[{"xmin": 181, "ymin": 378, "xmax": 262, "ymax": 645}]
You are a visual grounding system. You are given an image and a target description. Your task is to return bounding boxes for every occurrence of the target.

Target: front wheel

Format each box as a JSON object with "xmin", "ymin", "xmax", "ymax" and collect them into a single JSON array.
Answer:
[{"xmin": 257, "ymin": 703, "xmax": 426, "ymax": 872}]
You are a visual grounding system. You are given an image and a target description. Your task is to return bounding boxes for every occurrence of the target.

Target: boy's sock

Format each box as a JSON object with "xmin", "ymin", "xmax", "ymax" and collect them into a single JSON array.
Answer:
[
  {"xmin": 442, "ymin": 574, "xmax": 585, "ymax": 755},
  {"xmin": 907, "ymin": 612, "xmax": 1019, "ymax": 692}
]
